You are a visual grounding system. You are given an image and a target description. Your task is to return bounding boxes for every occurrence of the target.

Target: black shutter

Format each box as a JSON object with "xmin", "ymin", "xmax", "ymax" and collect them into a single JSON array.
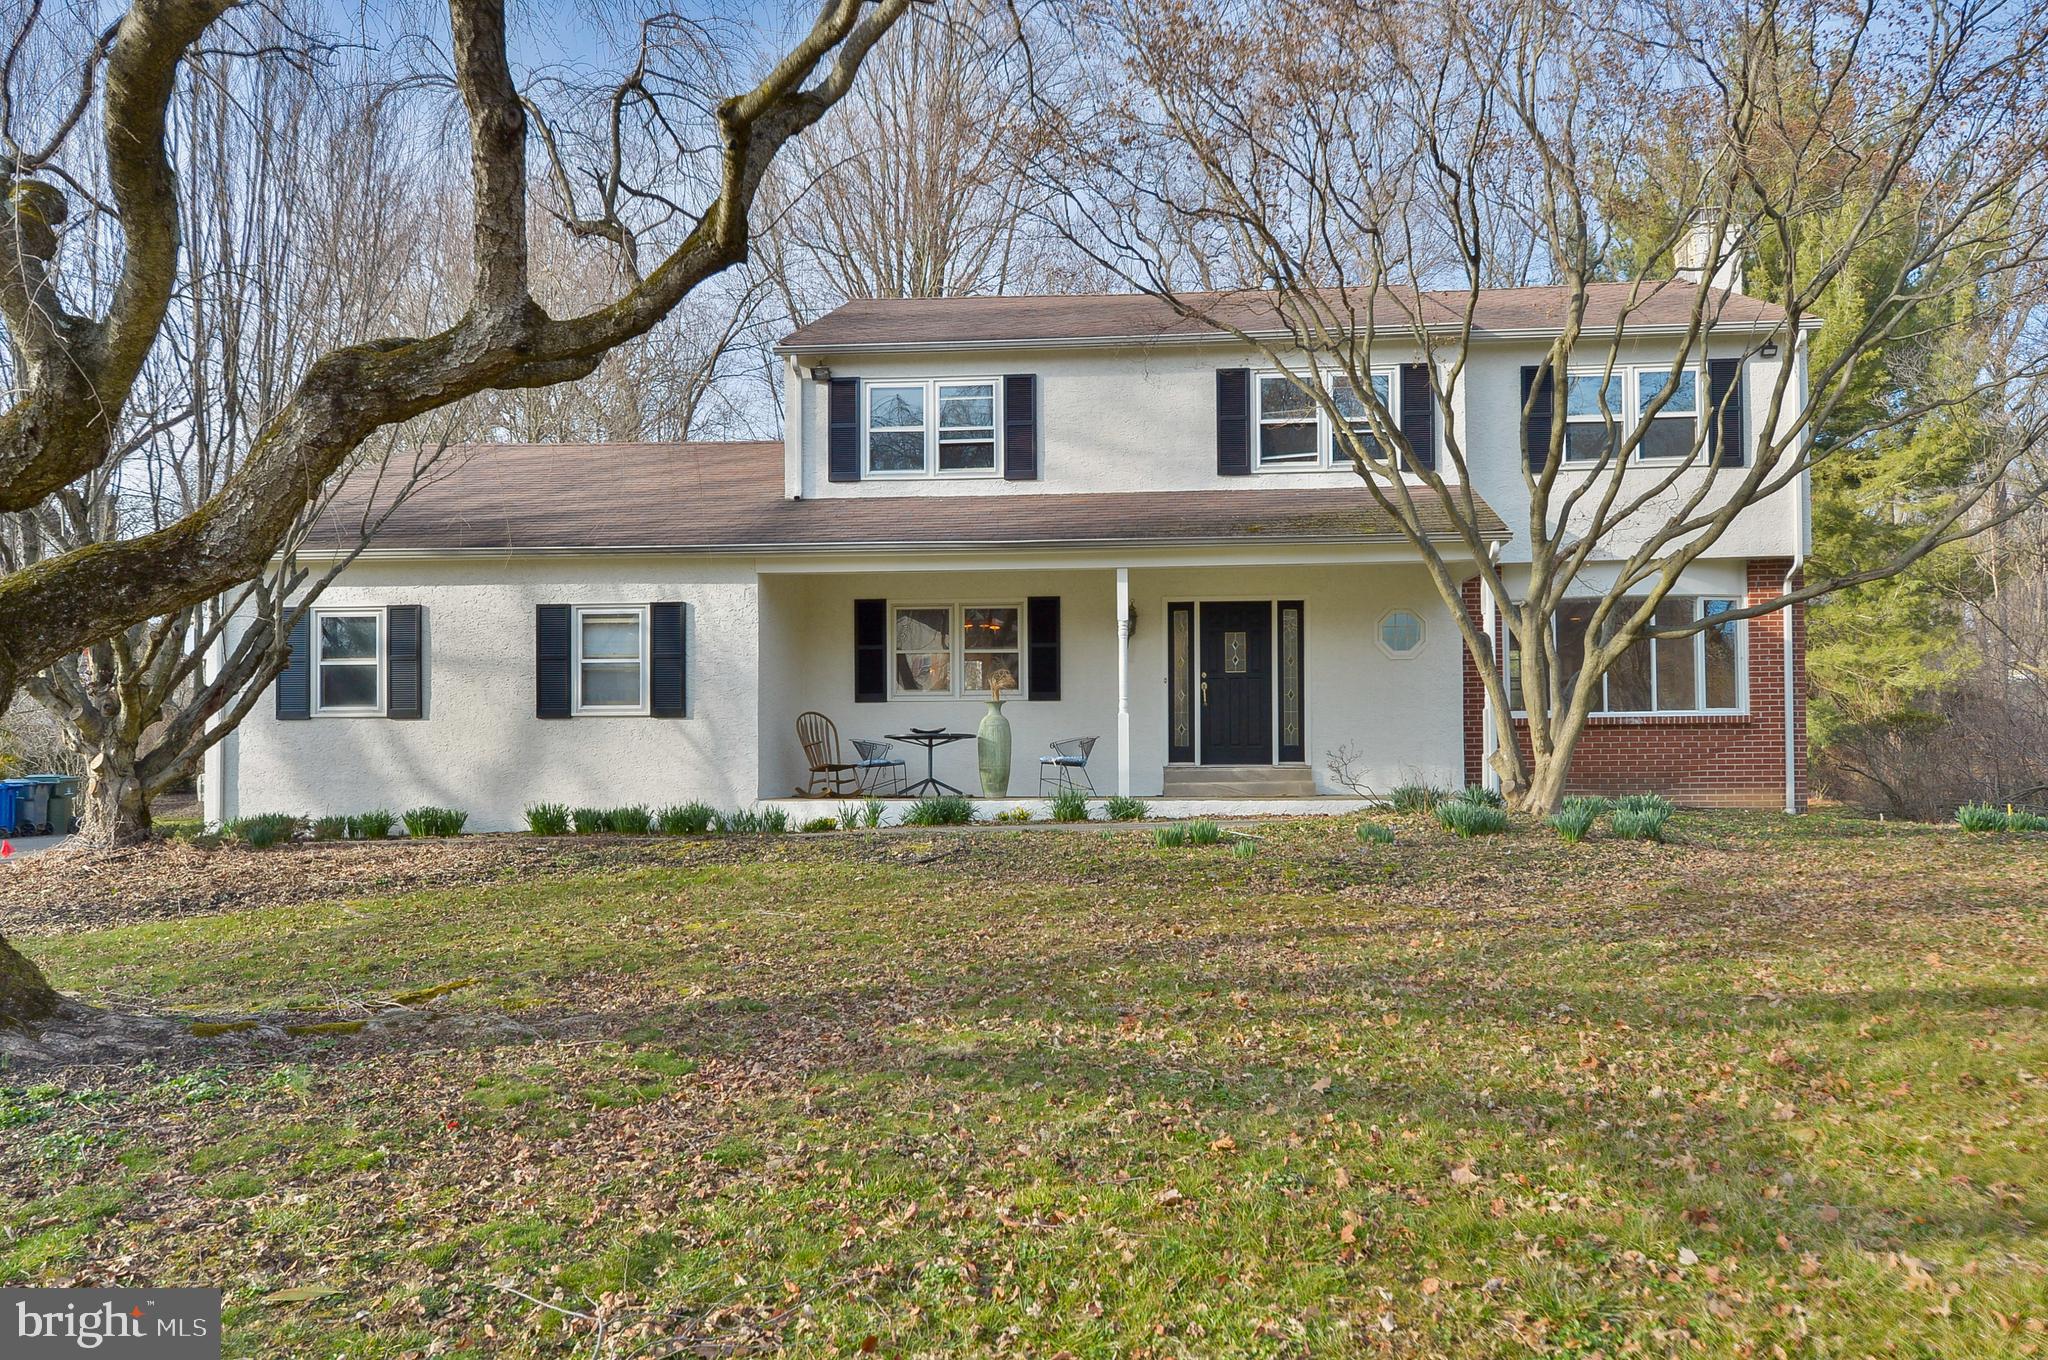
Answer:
[
  {"xmin": 1003, "ymin": 373, "xmax": 1039, "ymax": 480},
  {"xmin": 1216, "ymin": 368, "xmax": 1251, "ymax": 476},
  {"xmin": 1521, "ymin": 364, "xmax": 1556, "ymax": 473},
  {"xmin": 853, "ymin": 598, "xmax": 887, "ymax": 703},
  {"xmin": 1708, "ymin": 357, "xmax": 1745, "ymax": 467},
  {"xmin": 386, "ymin": 604, "xmax": 423, "ymax": 719},
  {"xmin": 827, "ymin": 376, "xmax": 861, "ymax": 483},
  {"xmin": 1027, "ymin": 595, "xmax": 1061, "ymax": 701},
  {"xmin": 275, "ymin": 610, "xmax": 311, "ymax": 720},
  {"xmin": 536, "ymin": 604, "xmax": 571, "ymax": 718},
  {"xmin": 650, "ymin": 602, "xmax": 686, "ymax": 717},
  {"xmin": 1399, "ymin": 362, "xmax": 1435, "ymax": 472}
]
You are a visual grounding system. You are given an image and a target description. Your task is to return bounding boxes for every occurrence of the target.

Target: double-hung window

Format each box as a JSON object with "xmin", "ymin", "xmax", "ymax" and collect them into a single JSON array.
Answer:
[
  {"xmin": 864, "ymin": 379, "xmax": 999, "ymax": 476},
  {"xmin": 312, "ymin": 608, "xmax": 383, "ymax": 715},
  {"xmin": 1564, "ymin": 365, "xmax": 1701, "ymax": 463},
  {"xmin": 1506, "ymin": 595, "xmax": 1742, "ymax": 715},
  {"xmin": 1255, "ymin": 369, "xmax": 1400, "ymax": 470},
  {"xmin": 892, "ymin": 603, "xmax": 1022, "ymax": 696},
  {"xmin": 573, "ymin": 605, "xmax": 648, "ymax": 715}
]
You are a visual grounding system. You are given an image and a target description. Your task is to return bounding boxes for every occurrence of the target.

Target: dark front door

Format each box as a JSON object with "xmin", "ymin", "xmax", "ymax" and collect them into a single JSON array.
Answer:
[{"xmin": 1199, "ymin": 602, "xmax": 1272, "ymax": 764}]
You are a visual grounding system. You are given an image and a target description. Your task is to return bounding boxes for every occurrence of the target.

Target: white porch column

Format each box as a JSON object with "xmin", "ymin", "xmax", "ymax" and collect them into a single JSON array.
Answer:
[{"xmin": 1115, "ymin": 566, "xmax": 1132, "ymax": 797}]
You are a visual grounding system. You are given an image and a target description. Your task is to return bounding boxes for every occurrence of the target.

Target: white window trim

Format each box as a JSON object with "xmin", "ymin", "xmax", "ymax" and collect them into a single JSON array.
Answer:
[
  {"xmin": 862, "ymin": 378, "xmax": 1003, "ymax": 480},
  {"xmin": 1504, "ymin": 596, "xmax": 1747, "ymax": 718},
  {"xmin": 1251, "ymin": 369, "xmax": 1404, "ymax": 473},
  {"xmin": 1563, "ymin": 365, "xmax": 1703, "ymax": 466},
  {"xmin": 1375, "ymin": 607, "xmax": 1426, "ymax": 659},
  {"xmin": 310, "ymin": 605, "xmax": 385, "ymax": 718},
  {"xmin": 571, "ymin": 604, "xmax": 650, "ymax": 717},
  {"xmin": 888, "ymin": 601, "xmax": 1026, "ymax": 699}
]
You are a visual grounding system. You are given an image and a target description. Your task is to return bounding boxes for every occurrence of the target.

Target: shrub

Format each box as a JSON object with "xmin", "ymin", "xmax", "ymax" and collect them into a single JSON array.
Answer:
[
  {"xmin": 759, "ymin": 807, "xmax": 791, "ymax": 834},
  {"xmin": 1561, "ymin": 794, "xmax": 1613, "ymax": 819},
  {"xmin": 604, "ymin": 805, "xmax": 653, "ymax": 835},
  {"xmin": 1956, "ymin": 802, "xmax": 2009, "ymax": 832},
  {"xmin": 1355, "ymin": 820, "xmax": 1395, "ymax": 846},
  {"xmin": 402, "ymin": 806, "xmax": 467, "ymax": 838},
  {"xmin": 525, "ymin": 803, "xmax": 570, "ymax": 836},
  {"xmin": 1610, "ymin": 806, "xmax": 1670, "ymax": 842},
  {"xmin": 229, "ymin": 812, "xmax": 299, "ymax": 849},
  {"xmin": 1615, "ymin": 792, "xmax": 1674, "ymax": 817},
  {"xmin": 903, "ymin": 794, "xmax": 975, "ymax": 826},
  {"xmin": 310, "ymin": 815, "xmax": 349, "ymax": 842},
  {"xmin": 799, "ymin": 816, "xmax": 838, "ymax": 833},
  {"xmin": 2009, "ymin": 809, "xmax": 2048, "ymax": 832},
  {"xmin": 1230, "ymin": 837, "xmax": 1258, "ymax": 861},
  {"xmin": 1104, "ymin": 795, "xmax": 1146, "ymax": 821},
  {"xmin": 1453, "ymin": 783, "xmax": 1505, "ymax": 808},
  {"xmin": 1049, "ymin": 788, "xmax": 1090, "ymax": 822},
  {"xmin": 657, "ymin": 801, "xmax": 715, "ymax": 835},
  {"xmin": 1184, "ymin": 819, "xmax": 1223, "ymax": 845},
  {"xmin": 1436, "ymin": 799, "xmax": 1508, "ymax": 837},
  {"xmin": 1388, "ymin": 783, "xmax": 1446, "ymax": 814},
  {"xmin": 347, "ymin": 809, "xmax": 396, "ymax": 840},
  {"xmin": 1548, "ymin": 803, "xmax": 1599, "ymax": 843}
]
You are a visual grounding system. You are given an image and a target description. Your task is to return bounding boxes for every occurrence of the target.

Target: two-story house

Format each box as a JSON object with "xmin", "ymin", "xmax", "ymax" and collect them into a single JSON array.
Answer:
[{"xmin": 203, "ymin": 281, "xmax": 1811, "ymax": 830}]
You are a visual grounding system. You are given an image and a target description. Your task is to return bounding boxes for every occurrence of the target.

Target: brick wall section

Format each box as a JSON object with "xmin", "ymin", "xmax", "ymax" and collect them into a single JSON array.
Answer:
[
  {"xmin": 1460, "ymin": 559, "xmax": 1808, "ymax": 810},
  {"xmin": 1460, "ymin": 577, "xmax": 1486, "ymax": 788}
]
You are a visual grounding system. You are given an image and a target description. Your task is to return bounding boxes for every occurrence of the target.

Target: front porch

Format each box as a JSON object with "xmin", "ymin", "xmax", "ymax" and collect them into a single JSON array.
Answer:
[
  {"xmin": 753, "ymin": 553, "xmax": 1470, "ymax": 803},
  {"xmin": 756, "ymin": 793, "xmax": 1377, "ymax": 825}
]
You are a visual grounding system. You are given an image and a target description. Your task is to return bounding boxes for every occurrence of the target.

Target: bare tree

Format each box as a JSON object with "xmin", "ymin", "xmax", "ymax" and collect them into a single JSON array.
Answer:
[
  {"xmin": 1029, "ymin": 0, "xmax": 2048, "ymax": 812},
  {"xmin": 0, "ymin": 0, "xmax": 914, "ymax": 1026}
]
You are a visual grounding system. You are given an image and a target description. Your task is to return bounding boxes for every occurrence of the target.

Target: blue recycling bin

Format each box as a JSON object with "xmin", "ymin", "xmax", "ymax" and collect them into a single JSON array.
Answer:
[
  {"xmin": 0, "ymin": 779, "xmax": 29, "ymax": 836},
  {"xmin": 8, "ymin": 778, "xmax": 50, "ymax": 834}
]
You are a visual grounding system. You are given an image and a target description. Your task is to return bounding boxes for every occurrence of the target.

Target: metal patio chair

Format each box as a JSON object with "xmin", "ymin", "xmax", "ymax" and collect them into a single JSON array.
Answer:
[
  {"xmin": 851, "ymin": 738, "xmax": 907, "ymax": 796},
  {"xmin": 1038, "ymin": 736, "xmax": 1098, "ymax": 795}
]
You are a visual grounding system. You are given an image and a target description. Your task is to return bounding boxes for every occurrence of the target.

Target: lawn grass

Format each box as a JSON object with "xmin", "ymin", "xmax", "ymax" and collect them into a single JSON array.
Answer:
[{"xmin": 4, "ymin": 810, "xmax": 2047, "ymax": 1356}]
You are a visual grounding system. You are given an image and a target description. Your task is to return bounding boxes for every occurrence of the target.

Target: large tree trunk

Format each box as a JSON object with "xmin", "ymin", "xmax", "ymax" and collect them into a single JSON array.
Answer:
[
  {"xmin": 74, "ymin": 749, "xmax": 154, "ymax": 848},
  {"xmin": 0, "ymin": 936, "xmax": 59, "ymax": 1027}
]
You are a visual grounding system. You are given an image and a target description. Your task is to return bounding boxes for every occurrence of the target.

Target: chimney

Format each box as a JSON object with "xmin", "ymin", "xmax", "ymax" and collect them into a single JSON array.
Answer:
[{"xmin": 1674, "ymin": 218, "xmax": 1743, "ymax": 294}]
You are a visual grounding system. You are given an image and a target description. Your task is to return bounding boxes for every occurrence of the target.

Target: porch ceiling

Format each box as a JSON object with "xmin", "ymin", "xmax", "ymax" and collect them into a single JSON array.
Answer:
[{"xmin": 308, "ymin": 441, "xmax": 1509, "ymax": 554}]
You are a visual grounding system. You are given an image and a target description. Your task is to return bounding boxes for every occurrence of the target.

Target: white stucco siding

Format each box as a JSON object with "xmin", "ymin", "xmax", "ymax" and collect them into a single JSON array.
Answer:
[
  {"xmin": 758, "ymin": 561, "xmax": 1464, "ymax": 798},
  {"xmin": 787, "ymin": 334, "xmax": 1805, "ymax": 565},
  {"xmin": 212, "ymin": 556, "xmax": 762, "ymax": 832}
]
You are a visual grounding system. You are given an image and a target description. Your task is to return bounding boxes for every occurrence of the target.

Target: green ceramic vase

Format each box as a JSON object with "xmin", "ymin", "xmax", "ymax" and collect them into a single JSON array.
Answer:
[{"xmin": 977, "ymin": 696, "xmax": 1013, "ymax": 797}]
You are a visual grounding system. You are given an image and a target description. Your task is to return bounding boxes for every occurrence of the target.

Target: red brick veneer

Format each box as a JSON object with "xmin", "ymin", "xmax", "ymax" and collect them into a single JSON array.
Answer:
[{"xmin": 1460, "ymin": 560, "xmax": 1807, "ymax": 809}]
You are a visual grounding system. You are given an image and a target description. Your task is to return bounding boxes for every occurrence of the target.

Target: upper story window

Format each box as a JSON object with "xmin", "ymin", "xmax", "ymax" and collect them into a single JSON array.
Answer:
[
  {"xmin": 865, "ymin": 379, "xmax": 999, "ymax": 477},
  {"xmin": 1256, "ymin": 370, "xmax": 1400, "ymax": 470},
  {"xmin": 1506, "ymin": 595, "xmax": 1742, "ymax": 716},
  {"xmin": 313, "ymin": 608, "xmax": 383, "ymax": 715},
  {"xmin": 1564, "ymin": 366, "xmax": 1700, "ymax": 464}
]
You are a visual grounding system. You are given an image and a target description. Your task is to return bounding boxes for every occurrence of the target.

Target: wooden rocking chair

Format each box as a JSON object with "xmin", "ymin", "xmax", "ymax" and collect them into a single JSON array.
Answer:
[{"xmin": 795, "ymin": 711, "xmax": 864, "ymax": 798}]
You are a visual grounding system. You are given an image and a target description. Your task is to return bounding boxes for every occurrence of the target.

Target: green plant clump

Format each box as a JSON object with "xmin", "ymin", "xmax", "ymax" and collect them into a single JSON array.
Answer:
[
  {"xmin": 525, "ymin": 803, "xmax": 570, "ymax": 836},
  {"xmin": 229, "ymin": 812, "xmax": 300, "ymax": 849},
  {"xmin": 1956, "ymin": 802, "xmax": 2009, "ymax": 832},
  {"xmin": 401, "ymin": 806, "xmax": 467, "ymax": 838},
  {"xmin": 607, "ymin": 805, "xmax": 654, "ymax": 836},
  {"xmin": 1355, "ymin": 820, "xmax": 1395, "ymax": 846},
  {"xmin": 1152, "ymin": 823, "xmax": 1187, "ymax": 848},
  {"xmin": 991, "ymin": 807, "xmax": 1034, "ymax": 824},
  {"xmin": 1230, "ymin": 837, "xmax": 1258, "ymax": 861},
  {"xmin": 1387, "ymin": 783, "xmax": 1446, "ymax": 814},
  {"xmin": 1561, "ymin": 795, "xmax": 1613, "ymax": 819},
  {"xmin": 1436, "ymin": 799, "xmax": 1508, "ymax": 838},
  {"xmin": 1548, "ymin": 803, "xmax": 1600, "ymax": 843},
  {"xmin": 1104, "ymin": 795, "xmax": 1146, "ymax": 821},
  {"xmin": 903, "ymin": 795, "xmax": 975, "ymax": 826},
  {"xmin": 658, "ymin": 802, "xmax": 715, "ymax": 835},
  {"xmin": 2008, "ymin": 809, "xmax": 2048, "ymax": 832},
  {"xmin": 759, "ymin": 808, "xmax": 791, "ymax": 834},
  {"xmin": 799, "ymin": 816, "xmax": 838, "ymax": 832},
  {"xmin": 713, "ymin": 809, "xmax": 759, "ymax": 834},
  {"xmin": 1049, "ymin": 789, "xmax": 1090, "ymax": 822},
  {"xmin": 1454, "ymin": 784, "xmax": 1505, "ymax": 808},
  {"xmin": 860, "ymin": 798, "xmax": 886, "ymax": 828},
  {"xmin": 1610, "ymin": 807, "xmax": 1671, "ymax": 842},
  {"xmin": 310, "ymin": 815, "xmax": 349, "ymax": 842},
  {"xmin": 1615, "ymin": 792, "xmax": 1674, "ymax": 816},
  {"xmin": 347, "ymin": 809, "xmax": 396, "ymax": 840}
]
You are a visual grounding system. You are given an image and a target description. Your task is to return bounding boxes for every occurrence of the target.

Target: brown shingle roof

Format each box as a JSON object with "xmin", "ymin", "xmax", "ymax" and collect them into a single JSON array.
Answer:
[
  {"xmin": 312, "ymin": 441, "xmax": 1507, "ymax": 554},
  {"xmin": 778, "ymin": 281, "xmax": 1791, "ymax": 352}
]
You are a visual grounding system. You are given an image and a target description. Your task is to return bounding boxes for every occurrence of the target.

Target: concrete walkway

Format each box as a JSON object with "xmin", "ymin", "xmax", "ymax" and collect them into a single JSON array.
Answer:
[{"xmin": 1, "ymin": 833, "xmax": 71, "ymax": 860}]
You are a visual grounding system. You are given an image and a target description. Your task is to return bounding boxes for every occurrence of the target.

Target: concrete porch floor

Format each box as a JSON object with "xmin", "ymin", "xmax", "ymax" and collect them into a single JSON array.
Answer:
[{"xmin": 758, "ymin": 795, "xmax": 1375, "ymax": 826}]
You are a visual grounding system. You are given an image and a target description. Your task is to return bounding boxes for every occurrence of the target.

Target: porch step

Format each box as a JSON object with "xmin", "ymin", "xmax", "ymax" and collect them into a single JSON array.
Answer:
[{"xmin": 1161, "ymin": 765, "xmax": 1320, "ymax": 799}]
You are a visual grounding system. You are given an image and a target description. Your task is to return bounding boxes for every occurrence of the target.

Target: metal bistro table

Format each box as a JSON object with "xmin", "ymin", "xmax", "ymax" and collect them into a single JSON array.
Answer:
[{"xmin": 887, "ymin": 729, "xmax": 975, "ymax": 797}]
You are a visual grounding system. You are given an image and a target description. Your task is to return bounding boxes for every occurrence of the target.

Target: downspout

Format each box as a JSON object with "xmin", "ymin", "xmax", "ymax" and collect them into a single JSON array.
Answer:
[
  {"xmin": 1480, "ymin": 541, "xmax": 1504, "ymax": 796},
  {"xmin": 1782, "ymin": 332, "xmax": 1813, "ymax": 815}
]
